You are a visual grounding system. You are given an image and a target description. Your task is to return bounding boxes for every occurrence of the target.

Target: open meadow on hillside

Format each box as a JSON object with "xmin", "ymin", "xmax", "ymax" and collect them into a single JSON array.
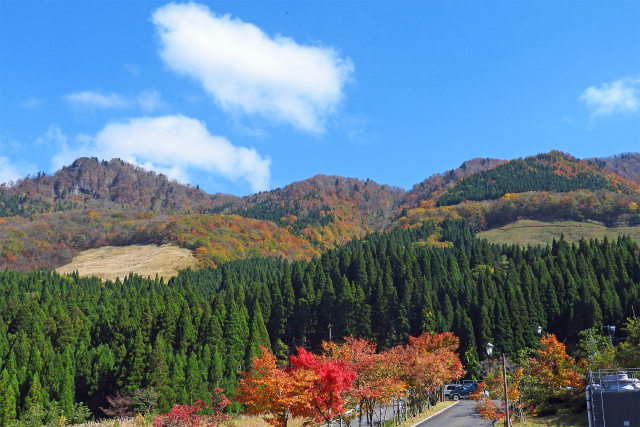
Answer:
[
  {"xmin": 478, "ymin": 220, "xmax": 640, "ymax": 246},
  {"xmin": 56, "ymin": 244, "xmax": 196, "ymax": 281}
]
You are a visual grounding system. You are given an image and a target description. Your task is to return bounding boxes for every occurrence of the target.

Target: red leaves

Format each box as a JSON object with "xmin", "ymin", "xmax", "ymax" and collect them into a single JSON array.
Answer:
[
  {"xmin": 290, "ymin": 347, "xmax": 356, "ymax": 424},
  {"xmin": 153, "ymin": 394, "xmax": 229, "ymax": 427},
  {"xmin": 238, "ymin": 333, "xmax": 464, "ymax": 426},
  {"xmin": 472, "ymin": 368, "xmax": 524, "ymax": 424}
]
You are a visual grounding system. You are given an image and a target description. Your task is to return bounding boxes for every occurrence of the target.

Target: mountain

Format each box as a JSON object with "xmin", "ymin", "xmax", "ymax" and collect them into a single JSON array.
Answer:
[
  {"xmin": 0, "ymin": 157, "xmax": 243, "ymax": 216},
  {"xmin": 235, "ymin": 174, "xmax": 405, "ymax": 247},
  {"xmin": 591, "ymin": 152, "xmax": 640, "ymax": 185},
  {"xmin": 1, "ymin": 150, "xmax": 639, "ymax": 273},
  {"xmin": 436, "ymin": 151, "xmax": 640, "ymax": 206},
  {"xmin": 400, "ymin": 157, "xmax": 505, "ymax": 208}
]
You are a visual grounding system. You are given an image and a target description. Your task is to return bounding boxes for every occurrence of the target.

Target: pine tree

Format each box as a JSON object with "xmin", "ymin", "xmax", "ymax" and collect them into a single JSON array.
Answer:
[
  {"xmin": 224, "ymin": 300, "xmax": 249, "ymax": 381},
  {"xmin": 24, "ymin": 372, "xmax": 44, "ymax": 412},
  {"xmin": 210, "ymin": 346, "xmax": 224, "ymax": 388},
  {"xmin": 185, "ymin": 353, "xmax": 206, "ymax": 404},
  {"xmin": 177, "ymin": 304, "xmax": 197, "ymax": 352},
  {"xmin": 0, "ymin": 368, "xmax": 17, "ymax": 425},
  {"xmin": 148, "ymin": 333, "xmax": 172, "ymax": 410},
  {"xmin": 60, "ymin": 364, "xmax": 75, "ymax": 418},
  {"xmin": 268, "ymin": 284, "xmax": 285, "ymax": 350},
  {"xmin": 170, "ymin": 353, "xmax": 187, "ymax": 404},
  {"xmin": 246, "ymin": 303, "xmax": 272, "ymax": 368},
  {"xmin": 122, "ymin": 329, "xmax": 147, "ymax": 391}
]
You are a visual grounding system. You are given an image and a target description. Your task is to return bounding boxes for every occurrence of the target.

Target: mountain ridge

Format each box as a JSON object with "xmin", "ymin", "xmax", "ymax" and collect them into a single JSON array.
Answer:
[{"xmin": 1, "ymin": 150, "xmax": 639, "ymax": 273}]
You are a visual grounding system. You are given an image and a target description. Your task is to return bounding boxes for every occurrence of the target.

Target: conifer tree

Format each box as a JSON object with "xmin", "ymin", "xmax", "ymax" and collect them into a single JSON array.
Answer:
[
  {"xmin": 24, "ymin": 372, "xmax": 44, "ymax": 411},
  {"xmin": 185, "ymin": 353, "xmax": 206, "ymax": 404},
  {"xmin": 0, "ymin": 368, "xmax": 17, "ymax": 425},
  {"xmin": 246, "ymin": 304, "xmax": 272, "ymax": 367},
  {"xmin": 148, "ymin": 333, "xmax": 172, "ymax": 410},
  {"xmin": 122, "ymin": 329, "xmax": 146, "ymax": 391}
]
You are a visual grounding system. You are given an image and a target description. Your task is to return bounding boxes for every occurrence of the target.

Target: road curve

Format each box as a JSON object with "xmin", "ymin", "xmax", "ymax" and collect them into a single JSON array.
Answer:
[{"xmin": 414, "ymin": 399, "xmax": 493, "ymax": 427}]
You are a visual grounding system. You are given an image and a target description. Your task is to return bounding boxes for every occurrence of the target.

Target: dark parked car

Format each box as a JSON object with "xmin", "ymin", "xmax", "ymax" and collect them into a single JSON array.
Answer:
[{"xmin": 450, "ymin": 383, "xmax": 478, "ymax": 400}]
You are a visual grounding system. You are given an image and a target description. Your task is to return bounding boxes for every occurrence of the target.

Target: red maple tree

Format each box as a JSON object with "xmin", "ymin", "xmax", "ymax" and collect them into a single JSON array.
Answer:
[{"xmin": 289, "ymin": 347, "xmax": 356, "ymax": 425}]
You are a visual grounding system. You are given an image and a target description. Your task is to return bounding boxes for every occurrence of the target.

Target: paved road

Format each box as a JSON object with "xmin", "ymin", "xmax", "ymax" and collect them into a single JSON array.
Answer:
[{"xmin": 415, "ymin": 400, "xmax": 493, "ymax": 427}]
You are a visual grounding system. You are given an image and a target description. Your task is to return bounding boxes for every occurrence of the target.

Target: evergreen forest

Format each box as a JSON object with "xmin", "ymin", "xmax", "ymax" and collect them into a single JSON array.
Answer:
[{"xmin": 1, "ymin": 219, "xmax": 640, "ymax": 423}]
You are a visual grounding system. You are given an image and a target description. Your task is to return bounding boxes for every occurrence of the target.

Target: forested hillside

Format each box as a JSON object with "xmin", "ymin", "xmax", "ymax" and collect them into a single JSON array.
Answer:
[
  {"xmin": 1, "ymin": 151, "xmax": 639, "ymax": 274},
  {"xmin": 593, "ymin": 152, "xmax": 640, "ymax": 185},
  {"xmin": 400, "ymin": 157, "xmax": 505, "ymax": 207},
  {"xmin": 2, "ymin": 219, "xmax": 639, "ymax": 422},
  {"xmin": 437, "ymin": 151, "xmax": 640, "ymax": 206}
]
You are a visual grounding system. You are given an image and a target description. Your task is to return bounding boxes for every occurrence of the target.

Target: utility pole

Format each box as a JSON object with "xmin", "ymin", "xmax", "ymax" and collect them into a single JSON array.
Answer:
[{"xmin": 502, "ymin": 353, "xmax": 510, "ymax": 427}]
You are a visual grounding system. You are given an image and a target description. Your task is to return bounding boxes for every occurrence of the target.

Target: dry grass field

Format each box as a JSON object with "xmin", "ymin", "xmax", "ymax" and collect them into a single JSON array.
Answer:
[
  {"xmin": 478, "ymin": 220, "xmax": 640, "ymax": 247},
  {"xmin": 56, "ymin": 244, "xmax": 196, "ymax": 282}
]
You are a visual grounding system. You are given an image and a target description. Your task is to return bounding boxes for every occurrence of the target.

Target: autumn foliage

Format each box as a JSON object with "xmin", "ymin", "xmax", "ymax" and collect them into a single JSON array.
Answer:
[
  {"xmin": 237, "ymin": 332, "xmax": 465, "ymax": 426},
  {"xmin": 289, "ymin": 347, "xmax": 357, "ymax": 425},
  {"xmin": 153, "ymin": 390, "xmax": 229, "ymax": 427},
  {"xmin": 471, "ymin": 368, "xmax": 525, "ymax": 424},
  {"xmin": 236, "ymin": 347, "xmax": 317, "ymax": 427},
  {"xmin": 526, "ymin": 334, "xmax": 586, "ymax": 402},
  {"xmin": 473, "ymin": 334, "xmax": 587, "ymax": 424},
  {"xmin": 322, "ymin": 337, "xmax": 406, "ymax": 425}
]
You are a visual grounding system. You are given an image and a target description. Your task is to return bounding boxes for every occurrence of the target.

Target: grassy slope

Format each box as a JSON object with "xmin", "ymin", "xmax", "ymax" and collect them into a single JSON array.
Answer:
[
  {"xmin": 56, "ymin": 244, "xmax": 196, "ymax": 282},
  {"xmin": 478, "ymin": 220, "xmax": 640, "ymax": 246},
  {"xmin": 523, "ymin": 409, "xmax": 588, "ymax": 426}
]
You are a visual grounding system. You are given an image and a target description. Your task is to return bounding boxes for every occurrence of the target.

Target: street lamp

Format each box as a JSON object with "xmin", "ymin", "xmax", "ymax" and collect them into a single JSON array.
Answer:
[
  {"xmin": 485, "ymin": 342, "xmax": 494, "ymax": 357},
  {"xmin": 602, "ymin": 325, "xmax": 615, "ymax": 345},
  {"xmin": 486, "ymin": 342, "xmax": 510, "ymax": 427}
]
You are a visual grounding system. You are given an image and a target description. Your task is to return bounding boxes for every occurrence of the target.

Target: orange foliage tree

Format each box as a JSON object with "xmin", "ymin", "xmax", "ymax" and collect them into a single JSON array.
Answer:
[
  {"xmin": 525, "ymin": 334, "xmax": 586, "ymax": 406},
  {"xmin": 236, "ymin": 347, "xmax": 317, "ymax": 427},
  {"xmin": 471, "ymin": 367, "xmax": 525, "ymax": 425},
  {"xmin": 391, "ymin": 332, "xmax": 465, "ymax": 414},
  {"xmin": 322, "ymin": 337, "xmax": 406, "ymax": 426}
]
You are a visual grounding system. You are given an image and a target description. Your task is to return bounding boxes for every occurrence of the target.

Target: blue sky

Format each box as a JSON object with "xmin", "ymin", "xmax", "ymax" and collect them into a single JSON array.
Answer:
[{"xmin": 1, "ymin": 1, "xmax": 639, "ymax": 196}]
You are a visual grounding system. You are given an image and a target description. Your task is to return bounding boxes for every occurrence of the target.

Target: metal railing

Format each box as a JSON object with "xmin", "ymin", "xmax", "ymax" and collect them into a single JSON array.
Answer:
[{"xmin": 587, "ymin": 368, "xmax": 640, "ymax": 427}]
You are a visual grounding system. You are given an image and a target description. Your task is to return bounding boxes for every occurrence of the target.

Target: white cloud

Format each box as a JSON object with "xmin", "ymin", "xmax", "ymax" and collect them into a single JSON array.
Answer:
[
  {"xmin": 51, "ymin": 115, "xmax": 270, "ymax": 192},
  {"xmin": 137, "ymin": 90, "xmax": 164, "ymax": 113},
  {"xmin": 22, "ymin": 96, "xmax": 45, "ymax": 109},
  {"xmin": 0, "ymin": 157, "xmax": 35, "ymax": 186},
  {"xmin": 579, "ymin": 77, "xmax": 640, "ymax": 117},
  {"xmin": 64, "ymin": 90, "xmax": 164, "ymax": 112},
  {"xmin": 0, "ymin": 157, "xmax": 23, "ymax": 185},
  {"xmin": 152, "ymin": 3, "xmax": 354, "ymax": 132},
  {"xmin": 65, "ymin": 91, "xmax": 129, "ymax": 109},
  {"xmin": 36, "ymin": 124, "xmax": 68, "ymax": 148}
]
